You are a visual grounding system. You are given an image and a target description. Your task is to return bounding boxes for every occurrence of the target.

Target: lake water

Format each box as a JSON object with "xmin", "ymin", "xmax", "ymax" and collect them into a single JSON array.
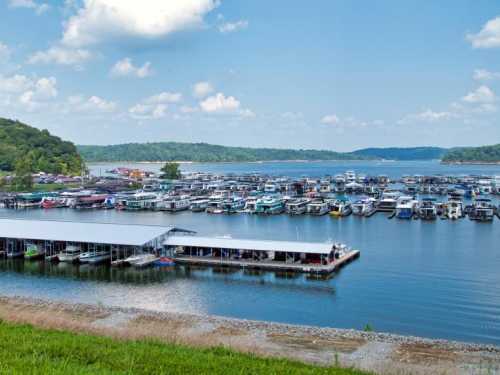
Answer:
[{"xmin": 1, "ymin": 160, "xmax": 500, "ymax": 345}]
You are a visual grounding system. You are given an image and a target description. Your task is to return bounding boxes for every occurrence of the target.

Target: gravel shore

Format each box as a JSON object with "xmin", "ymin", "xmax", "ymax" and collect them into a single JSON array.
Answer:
[{"xmin": 1, "ymin": 296, "xmax": 499, "ymax": 374}]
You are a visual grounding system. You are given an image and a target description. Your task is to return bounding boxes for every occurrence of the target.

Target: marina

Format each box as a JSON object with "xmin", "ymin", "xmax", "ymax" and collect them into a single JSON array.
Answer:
[
  {"xmin": 1, "ymin": 165, "xmax": 500, "ymax": 224},
  {"xmin": 0, "ymin": 161, "xmax": 499, "ymax": 346}
]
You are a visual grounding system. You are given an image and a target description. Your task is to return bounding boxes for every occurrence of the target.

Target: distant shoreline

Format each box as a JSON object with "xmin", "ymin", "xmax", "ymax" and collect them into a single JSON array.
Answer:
[
  {"xmin": 441, "ymin": 161, "xmax": 500, "ymax": 166},
  {"xmin": 86, "ymin": 159, "xmax": 372, "ymax": 165}
]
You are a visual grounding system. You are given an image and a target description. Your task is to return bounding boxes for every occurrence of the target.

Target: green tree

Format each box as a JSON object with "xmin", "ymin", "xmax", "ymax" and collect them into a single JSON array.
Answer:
[
  {"xmin": 160, "ymin": 162, "xmax": 181, "ymax": 180},
  {"xmin": 12, "ymin": 156, "xmax": 34, "ymax": 191}
]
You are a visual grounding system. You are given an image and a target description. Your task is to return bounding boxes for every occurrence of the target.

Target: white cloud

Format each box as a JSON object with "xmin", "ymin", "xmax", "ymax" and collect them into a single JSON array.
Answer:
[
  {"xmin": 466, "ymin": 16, "xmax": 500, "ymax": 48},
  {"xmin": 0, "ymin": 74, "xmax": 33, "ymax": 93},
  {"xmin": 218, "ymin": 20, "xmax": 249, "ymax": 33},
  {"xmin": 129, "ymin": 103, "xmax": 167, "ymax": 119},
  {"xmin": 321, "ymin": 114, "xmax": 340, "ymax": 125},
  {"xmin": 462, "ymin": 85, "xmax": 496, "ymax": 104},
  {"xmin": 199, "ymin": 92, "xmax": 254, "ymax": 117},
  {"xmin": 127, "ymin": 91, "xmax": 182, "ymax": 120},
  {"xmin": 34, "ymin": 77, "xmax": 57, "ymax": 99},
  {"xmin": 8, "ymin": 0, "xmax": 49, "ymax": 15},
  {"xmin": 192, "ymin": 81, "xmax": 214, "ymax": 98},
  {"xmin": 110, "ymin": 57, "xmax": 152, "ymax": 78},
  {"xmin": 473, "ymin": 69, "xmax": 500, "ymax": 81},
  {"xmin": 61, "ymin": 0, "xmax": 219, "ymax": 47},
  {"xmin": 144, "ymin": 92, "xmax": 182, "ymax": 104},
  {"xmin": 0, "ymin": 42, "xmax": 11, "ymax": 62},
  {"xmin": 200, "ymin": 92, "xmax": 240, "ymax": 113},
  {"xmin": 67, "ymin": 95, "xmax": 117, "ymax": 113},
  {"xmin": 28, "ymin": 46, "xmax": 91, "ymax": 67},
  {"xmin": 415, "ymin": 110, "xmax": 456, "ymax": 122},
  {"xmin": 0, "ymin": 76, "xmax": 59, "ymax": 112}
]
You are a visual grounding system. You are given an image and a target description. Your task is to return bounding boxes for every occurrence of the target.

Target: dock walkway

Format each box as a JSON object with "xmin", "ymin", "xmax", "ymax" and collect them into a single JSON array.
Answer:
[{"xmin": 174, "ymin": 250, "xmax": 360, "ymax": 274}]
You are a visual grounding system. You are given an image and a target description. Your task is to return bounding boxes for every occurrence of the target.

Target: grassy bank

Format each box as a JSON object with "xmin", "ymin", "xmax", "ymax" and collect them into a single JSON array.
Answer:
[{"xmin": 0, "ymin": 320, "xmax": 369, "ymax": 375}]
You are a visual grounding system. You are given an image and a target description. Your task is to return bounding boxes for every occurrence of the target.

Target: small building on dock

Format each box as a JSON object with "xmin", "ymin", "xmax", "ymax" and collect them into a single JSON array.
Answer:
[
  {"xmin": 164, "ymin": 236, "xmax": 360, "ymax": 274},
  {"xmin": 0, "ymin": 218, "xmax": 191, "ymax": 262}
]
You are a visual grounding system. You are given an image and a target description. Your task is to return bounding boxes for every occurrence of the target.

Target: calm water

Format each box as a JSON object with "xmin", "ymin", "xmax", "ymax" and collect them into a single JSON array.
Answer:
[{"xmin": 1, "ymin": 160, "xmax": 500, "ymax": 345}]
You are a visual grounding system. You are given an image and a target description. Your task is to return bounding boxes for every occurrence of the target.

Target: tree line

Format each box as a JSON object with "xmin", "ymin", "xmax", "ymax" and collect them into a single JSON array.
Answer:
[{"xmin": 77, "ymin": 142, "xmax": 369, "ymax": 163}]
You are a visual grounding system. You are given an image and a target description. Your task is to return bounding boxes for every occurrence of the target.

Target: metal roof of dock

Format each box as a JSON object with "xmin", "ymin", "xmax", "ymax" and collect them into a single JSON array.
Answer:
[
  {"xmin": 0, "ymin": 218, "xmax": 185, "ymax": 246},
  {"xmin": 164, "ymin": 236, "xmax": 334, "ymax": 254}
]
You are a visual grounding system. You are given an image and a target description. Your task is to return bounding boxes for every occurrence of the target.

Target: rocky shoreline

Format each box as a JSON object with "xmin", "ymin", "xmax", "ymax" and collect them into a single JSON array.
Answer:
[{"xmin": 0, "ymin": 296, "xmax": 499, "ymax": 374}]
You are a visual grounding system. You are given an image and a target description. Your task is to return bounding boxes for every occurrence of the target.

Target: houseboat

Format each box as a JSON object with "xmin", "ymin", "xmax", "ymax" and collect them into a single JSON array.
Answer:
[
  {"xmin": 377, "ymin": 190, "xmax": 401, "ymax": 212},
  {"xmin": 285, "ymin": 198, "xmax": 310, "ymax": 215},
  {"xmin": 125, "ymin": 192, "xmax": 160, "ymax": 210},
  {"xmin": 469, "ymin": 198, "xmax": 495, "ymax": 222},
  {"xmin": 395, "ymin": 196, "xmax": 418, "ymax": 219},
  {"xmin": 307, "ymin": 199, "xmax": 330, "ymax": 216},
  {"xmin": 221, "ymin": 196, "xmax": 246, "ymax": 214},
  {"xmin": 417, "ymin": 198, "xmax": 438, "ymax": 220},
  {"xmin": 41, "ymin": 196, "xmax": 67, "ymax": 209},
  {"xmin": 352, "ymin": 197, "xmax": 376, "ymax": 216},
  {"xmin": 163, "ymin": 195, "xmax": 191, "ymax": 212},
  {"xmin": 73, "ymin": 194, "xmax": 108, "ymax": 209},
  {"xmin": 330, "ymin": 197, "xmax": 352, "ymax": 217},
  {"xmin": 190, "ymin": 198, "xmax": 210, "ymax": 212},
  {"xmin": 446, "ymin": 194, "xmax": 464, "ymax": 220},
  {"xmin": 255, "ymin": 196, "xmax": 285, "ymax": 215}
]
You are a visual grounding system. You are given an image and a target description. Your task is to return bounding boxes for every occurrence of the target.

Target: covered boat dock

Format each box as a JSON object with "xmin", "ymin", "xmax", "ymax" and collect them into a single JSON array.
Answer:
[
  {"xmin": 164, "ymin": 236, "xmax": 360, "ymax": 274},
  {"xmin": 0, "ymin": 218, "xmax": 191, "ymax": 263}
]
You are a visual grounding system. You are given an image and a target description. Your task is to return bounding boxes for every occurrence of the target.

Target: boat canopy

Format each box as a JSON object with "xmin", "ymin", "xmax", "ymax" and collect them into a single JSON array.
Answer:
[
  {"xmin": 0, "ymin": 218, "xmax": 192, "ymax": 247},
  {"xmin": 164, "ymin": 236, "xmax": 335, "ymax": 255}
]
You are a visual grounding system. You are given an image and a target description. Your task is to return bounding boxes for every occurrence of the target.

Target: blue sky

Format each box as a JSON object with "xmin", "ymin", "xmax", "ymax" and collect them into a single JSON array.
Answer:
[{"xmin": 0, "ymin": 0, "xmax": 499, "ymax": 151}]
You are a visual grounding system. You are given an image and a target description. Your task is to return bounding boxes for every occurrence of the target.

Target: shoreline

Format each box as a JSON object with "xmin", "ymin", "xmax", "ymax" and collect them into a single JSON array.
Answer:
[
  {"xmin": 1, "ymin": 295, "xmax": 498, "ymax": 374},
  {"xmin": 86, "ymin": 159, "xmax": 372, "ymax": 165},
  {"xmin": 441, "ymin": 161, "xmax": 500, "ymax": 166}
]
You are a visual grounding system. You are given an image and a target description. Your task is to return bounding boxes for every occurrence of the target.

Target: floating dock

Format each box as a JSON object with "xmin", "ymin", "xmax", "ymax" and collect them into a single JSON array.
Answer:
[
  {"xmin": 0, "ymin": 218, "xmax": 191, "ymax": 263},
  {"xmin": 164, "ymin": 236, "xmax": 360, "ymax": 274}
]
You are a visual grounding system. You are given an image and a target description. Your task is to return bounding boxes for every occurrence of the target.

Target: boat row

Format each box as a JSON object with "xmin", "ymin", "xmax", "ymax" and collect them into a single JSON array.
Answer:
[{"xmin": 8, "ymin": 243, "xmax": 175, "ymax": 267}]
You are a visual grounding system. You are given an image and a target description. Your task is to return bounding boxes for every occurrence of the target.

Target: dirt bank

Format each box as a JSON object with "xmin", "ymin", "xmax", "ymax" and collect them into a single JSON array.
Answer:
[{"xmin": 0, "ymin": 296, "xmax": 498, "ymax": 374}]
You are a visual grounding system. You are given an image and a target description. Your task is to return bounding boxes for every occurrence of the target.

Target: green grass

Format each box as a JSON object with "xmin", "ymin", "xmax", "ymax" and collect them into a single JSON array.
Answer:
[{"xmin": 0, "ymin": 321, "xmax": 369, "ymax": 375}]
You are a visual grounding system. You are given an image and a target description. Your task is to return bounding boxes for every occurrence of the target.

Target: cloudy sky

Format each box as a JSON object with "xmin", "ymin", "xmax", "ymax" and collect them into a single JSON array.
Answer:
[{"xmin": 0, "ymin": 1, "xmax": 499, "ymax": 151}]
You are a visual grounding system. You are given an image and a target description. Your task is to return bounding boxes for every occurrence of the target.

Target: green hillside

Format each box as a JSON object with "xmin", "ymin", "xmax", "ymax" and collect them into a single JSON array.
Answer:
[
  {"xmin": 0, "ymin": 118, "xmax": 84, "ymax": 174},
  {"xmin": 77, "ymin": 142, "xmax": 369, "ymax": 162},
  {"xmin": 442, "ymin": 144, "xmax": 500, "ymax": 163},
  {"xmin": 352, "ymin": 147, "xmax": 447, "ymax": 160}
]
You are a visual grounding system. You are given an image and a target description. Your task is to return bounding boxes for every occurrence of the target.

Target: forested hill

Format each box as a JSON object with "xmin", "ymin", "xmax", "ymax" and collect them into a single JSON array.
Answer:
[
  {"xmin": 77, "ymin": 143, "xmax": 369, "ymax": 162},
  {"xmin": 441, "ymin": 144, "xmax": 500, "ymax": 163},
  {"xmin": 352, "ymin": 147, "xmax": 447, "ymax": 160},
  {"xmin": 0, "ymin": 118, "xmax": 84, "ymax": 174}
]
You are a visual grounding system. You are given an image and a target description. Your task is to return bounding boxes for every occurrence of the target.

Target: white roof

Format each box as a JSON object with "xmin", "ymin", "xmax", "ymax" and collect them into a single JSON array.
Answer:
[
  {"xmin": 164, "ymin": 236, "xmax": 334, "ymax": 254},
  {"xmin": 0, "ymin": 218, "xmax": 178, "ymax": 246}
]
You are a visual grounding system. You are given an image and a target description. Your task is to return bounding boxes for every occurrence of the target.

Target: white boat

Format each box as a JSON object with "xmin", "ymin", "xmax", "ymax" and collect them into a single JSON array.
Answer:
[
  {"xmin": 307, "ymin": 199, "xmax": 330, "ymax": 216},
  {"xmin": 352, "ymin": 197, "xmax": 376, "ymax": 216},
  {"xmin": 417, "ymin": 198, "xmax": 438, "ymax": 220},
  {"xmin": 164, "ymin": 195, "xmax": 191, "ymax": 212},
  {"xmin": 285, "ymin": 198, "xmax": 310, "ymax": 215},
  {"xmin": 221, "ymin": 196, "xmax": 246, "ymax": 214},
  {"xmin": 330, "ymin": 197, "xmax": 352, "ymax": 217},
  {"xmin": 377, "ymin": 190, "xmax": 401, "ymax": 212},
  {"xmin": 190, "ymin": 198, "xmax": 210, "ymax": 212},
  {"xmin": 125, "ymin": 253, "xmax": 159, "ymax": 268},
  {"xmin": 255, "ymin": 196, "xmax": 285, "ymax": 214},
  {"xmin": 469, "ymin": 198, "xmax": 495, "ymax": 222},
  {"xmin": 58, "ymin": 244, "xmax": 81, "ymax": 263},
  {"xmin": 125, "ymin": 192, "xmax": 159, "ymax": 210},
  {"xmin": 447, "ymin": 195, "xmax": 464, "ymax": 220},
  {"xmin": 79, "ymin": 251, "xmax": 110, "ymax": 264}
]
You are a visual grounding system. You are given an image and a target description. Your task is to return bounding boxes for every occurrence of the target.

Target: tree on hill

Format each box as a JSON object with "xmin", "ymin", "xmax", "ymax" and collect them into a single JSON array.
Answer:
[
  {"xmin": 160, "ymin": 162, "xmax": 181, "ymax": 180},
  {"xmin": 0, "ymin": 118, "xmax": 85, "ymax": 175},
  {"xmin": 12, "ymin": 156, "xmax": 34, "ymax": 191}
]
